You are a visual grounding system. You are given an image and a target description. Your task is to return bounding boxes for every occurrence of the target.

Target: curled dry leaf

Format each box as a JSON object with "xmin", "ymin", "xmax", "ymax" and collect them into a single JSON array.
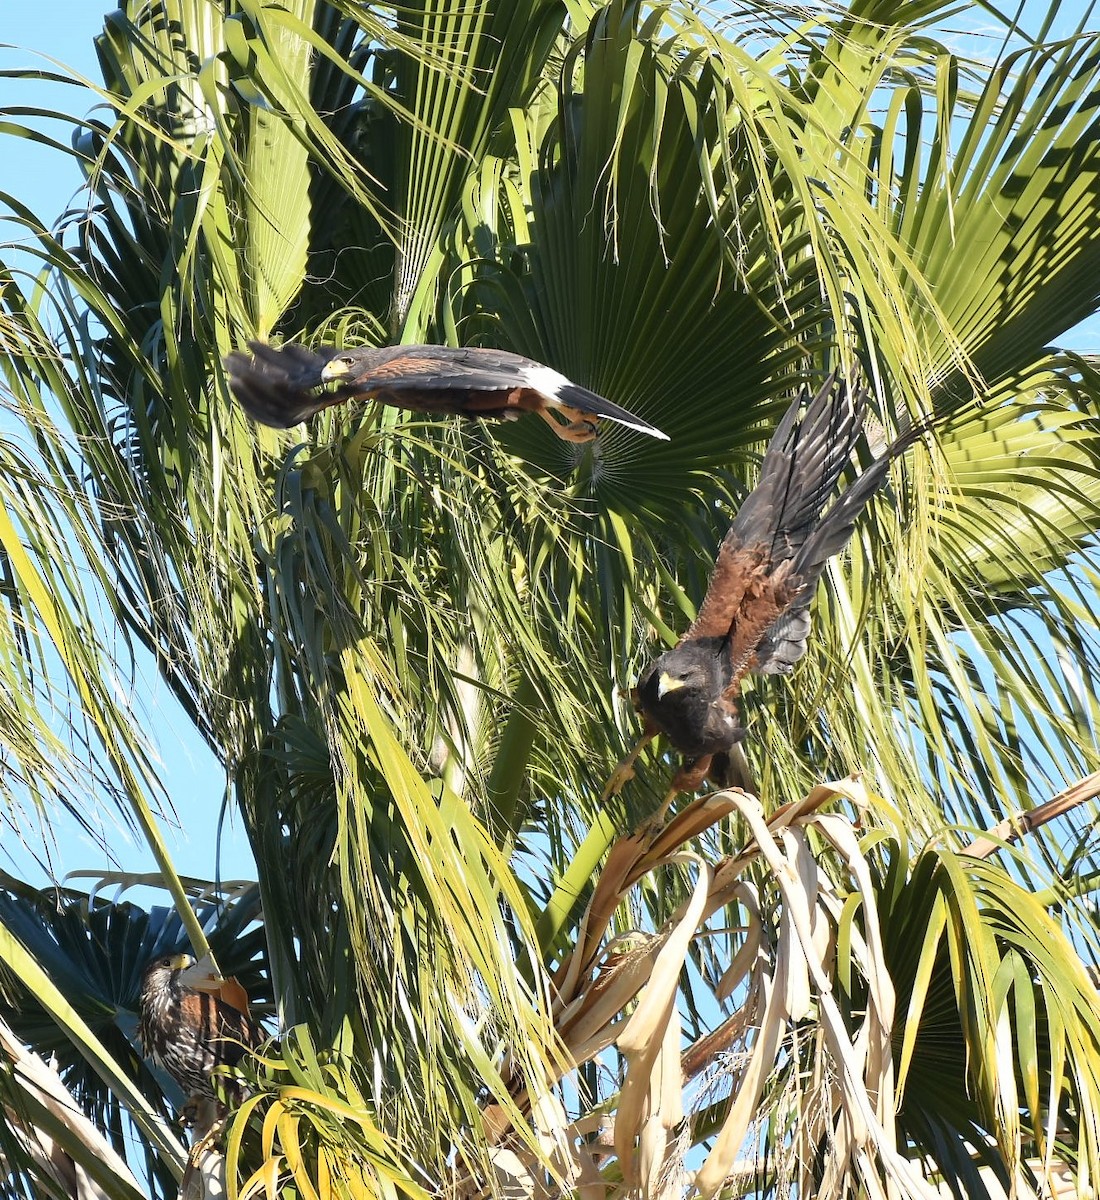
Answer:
[{"xmin": 615, "ymin": 855, "xmax": 710, "ymax": 1188}]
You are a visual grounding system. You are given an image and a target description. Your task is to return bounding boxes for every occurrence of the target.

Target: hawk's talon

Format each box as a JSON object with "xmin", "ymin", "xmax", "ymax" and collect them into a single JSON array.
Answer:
[
  {"xmin": 538, "ymin": 408, "xmax": 598, "ymax": 443},
  {"xmin": 189, "ymin": 1115, "xmax": 225, "ymax": 1161},
  {"xmin": 602, "ymin": 733, "xmax": 655, "ymax": 802},
  {"xmin": 655, "ymin": 787, "xmax": 680, "ymax": 824}
]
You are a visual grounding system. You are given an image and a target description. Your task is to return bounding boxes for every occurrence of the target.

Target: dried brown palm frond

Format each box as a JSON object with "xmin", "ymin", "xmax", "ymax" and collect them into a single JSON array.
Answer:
[
  {"xmin": 468, "ymin": 776, "xmax": 1100, "ymax": 1200},
  {"xmin": 0, "ymin": 1015, "xmax": 157, "ymax": 1200}
]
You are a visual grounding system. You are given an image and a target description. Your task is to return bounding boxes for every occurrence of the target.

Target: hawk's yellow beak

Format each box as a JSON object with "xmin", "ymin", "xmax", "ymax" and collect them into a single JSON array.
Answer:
[
  {"xmin": 168, "ymin": 952, "xmax": 195, "ymax": 971},
  {"xmin": 320, "ymin": 358, "xmax": 350, "ymax": 383},
  {"xmin": 656, "ymin": 672, "xmax": 685, "ymax": 699},
  {"xmin": 177, "ymin": 952, "xmax": 231, "ymax": 995}
]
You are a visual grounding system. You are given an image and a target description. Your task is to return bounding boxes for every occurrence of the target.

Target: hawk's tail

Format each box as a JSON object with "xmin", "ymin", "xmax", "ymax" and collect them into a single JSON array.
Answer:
[{"xmin": 549, "ymin": 381, "xmax": 670, "ymax": 441}]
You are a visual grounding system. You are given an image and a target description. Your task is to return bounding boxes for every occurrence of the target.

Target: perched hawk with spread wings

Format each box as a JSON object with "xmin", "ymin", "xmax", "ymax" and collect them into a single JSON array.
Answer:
[
  {"xmin": 635, "ymin": 372, "xmax": 925, "ymax": 788},
  {"xmin": 225, "ymin": 342, "xmax": 668, "ymax": 443},
  {"xmin": 139, "ymin": 953, "xmax": 262, "ymax": 1104}
]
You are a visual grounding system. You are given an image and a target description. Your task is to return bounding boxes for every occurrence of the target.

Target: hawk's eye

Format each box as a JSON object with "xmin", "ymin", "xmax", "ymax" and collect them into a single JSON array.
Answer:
[{"xmin": 159, "ymin": 956, "xmax": 173, "ymax": 968}]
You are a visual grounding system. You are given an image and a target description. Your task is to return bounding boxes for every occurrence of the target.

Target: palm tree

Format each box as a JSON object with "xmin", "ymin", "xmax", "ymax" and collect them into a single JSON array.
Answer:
[{"xmin": 3, "ymin": 0, "xmax": 1100, "ymax": 1196}]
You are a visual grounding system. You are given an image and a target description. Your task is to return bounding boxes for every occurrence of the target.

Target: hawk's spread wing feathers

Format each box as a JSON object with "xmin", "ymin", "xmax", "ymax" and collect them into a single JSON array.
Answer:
[
  {"xmin": 753, "ymin": 412, "xmax": 926, "ymax": 675},
  {"xmin": 223, "ymin": 342, "xmax": 346, "ymax": 428},
  {"xmin": 729, "ymin": 371, "xmax": 866, "ymax": 565},
  {"xmin": 684, "ymin": 372, "xmax": 863, "ymax": 648}
]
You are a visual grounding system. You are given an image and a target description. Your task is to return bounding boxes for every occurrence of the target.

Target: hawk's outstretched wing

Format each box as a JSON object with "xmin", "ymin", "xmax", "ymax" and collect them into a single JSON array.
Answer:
[
  {"xmin": 682, "ymin": 371, "xmax": 867, "ymax": 678},
  {"xmin": 223, "ymin": 342, "xmax": 345, "ymax": 428}
]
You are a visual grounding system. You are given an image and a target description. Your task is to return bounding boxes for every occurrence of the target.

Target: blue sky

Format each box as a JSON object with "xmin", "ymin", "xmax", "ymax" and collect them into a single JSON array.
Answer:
[
  {"xmin": 1, "ymin": 5, "xmax": 110, "ymax": 224},
  {"xmin": 1, "ymin": 6, "xmax": 257, "ymax": 891},
  {"xmin": 2, "ymin": 1, "xmax": 1099, "ymax": 891}
]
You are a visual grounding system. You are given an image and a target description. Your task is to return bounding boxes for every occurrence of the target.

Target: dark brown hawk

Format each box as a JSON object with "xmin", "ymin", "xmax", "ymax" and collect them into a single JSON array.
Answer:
[
  {"xmin": 139, "ymin": 953, "xmax": 262, "ymax": 1103},
  {"xmin": 635, "ymin": 372, "xmax": 926, "ymax": 788},
  {"xmin": 224, "ymin": 341, "xmax": 668, "ymax": 443}
]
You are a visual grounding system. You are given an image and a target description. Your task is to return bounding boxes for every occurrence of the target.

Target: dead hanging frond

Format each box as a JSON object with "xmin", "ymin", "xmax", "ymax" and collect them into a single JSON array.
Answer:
[
  {"xmin": 465, "ymin": 778, "xmax": 912, "ymax": 1199},
  {"xmin": 0, "ymin": 1015, "xmax": 153, "ymax": 1200},
  {"xmin": 469, "ymin": 774, "xmax": 1100, "ymax": 1200},
  {"xmin": 964, "ymin": 769, "xmax": 1100, "ymax": 859}
]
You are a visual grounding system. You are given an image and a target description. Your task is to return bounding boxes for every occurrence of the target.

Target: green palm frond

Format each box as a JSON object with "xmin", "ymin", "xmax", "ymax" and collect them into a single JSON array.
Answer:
[
  {"xmin": 0, "ymin": 312, "xmax": 213, "ymax": 959},
  {"xmin": 883, "ymin": 35, "xmax": 1100, "ymax": 386},
  {"xmin": 876, "ymin": 831, "xmax": 1100, "ymax": 1196},
  {"xmin": 227, "ymin": 1024, "xmax": 429, "ymax": 1200}
]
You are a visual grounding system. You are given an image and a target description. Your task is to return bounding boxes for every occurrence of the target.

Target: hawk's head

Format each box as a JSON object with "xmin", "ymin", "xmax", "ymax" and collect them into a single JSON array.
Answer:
[
  {"xmin": 142, "ymin": 952, "xmax": 193, "ymax": 985},
  {"xmin": 635, "ymin": 639, "xmax": 744, "ymax": 758}
]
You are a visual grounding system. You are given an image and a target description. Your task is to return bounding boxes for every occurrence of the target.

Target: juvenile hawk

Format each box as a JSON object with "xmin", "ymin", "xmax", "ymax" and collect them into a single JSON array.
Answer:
[{"xmin": 139, "ymin": 952, "xmax": 261, "ymax": 1103}]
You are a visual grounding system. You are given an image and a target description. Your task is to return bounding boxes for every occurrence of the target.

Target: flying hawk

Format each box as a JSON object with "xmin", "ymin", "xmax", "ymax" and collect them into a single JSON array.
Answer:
[
  {"xmin": 635, "ymin": 371, "xmax": 926, "ymax": 788},
  {"xmin": 224, "ymin": 341, "xmax": 668, "ymax": 443},
  {"xmin": 139, "ymin": 952, "xmax": 262, "ymax": 1105}
]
